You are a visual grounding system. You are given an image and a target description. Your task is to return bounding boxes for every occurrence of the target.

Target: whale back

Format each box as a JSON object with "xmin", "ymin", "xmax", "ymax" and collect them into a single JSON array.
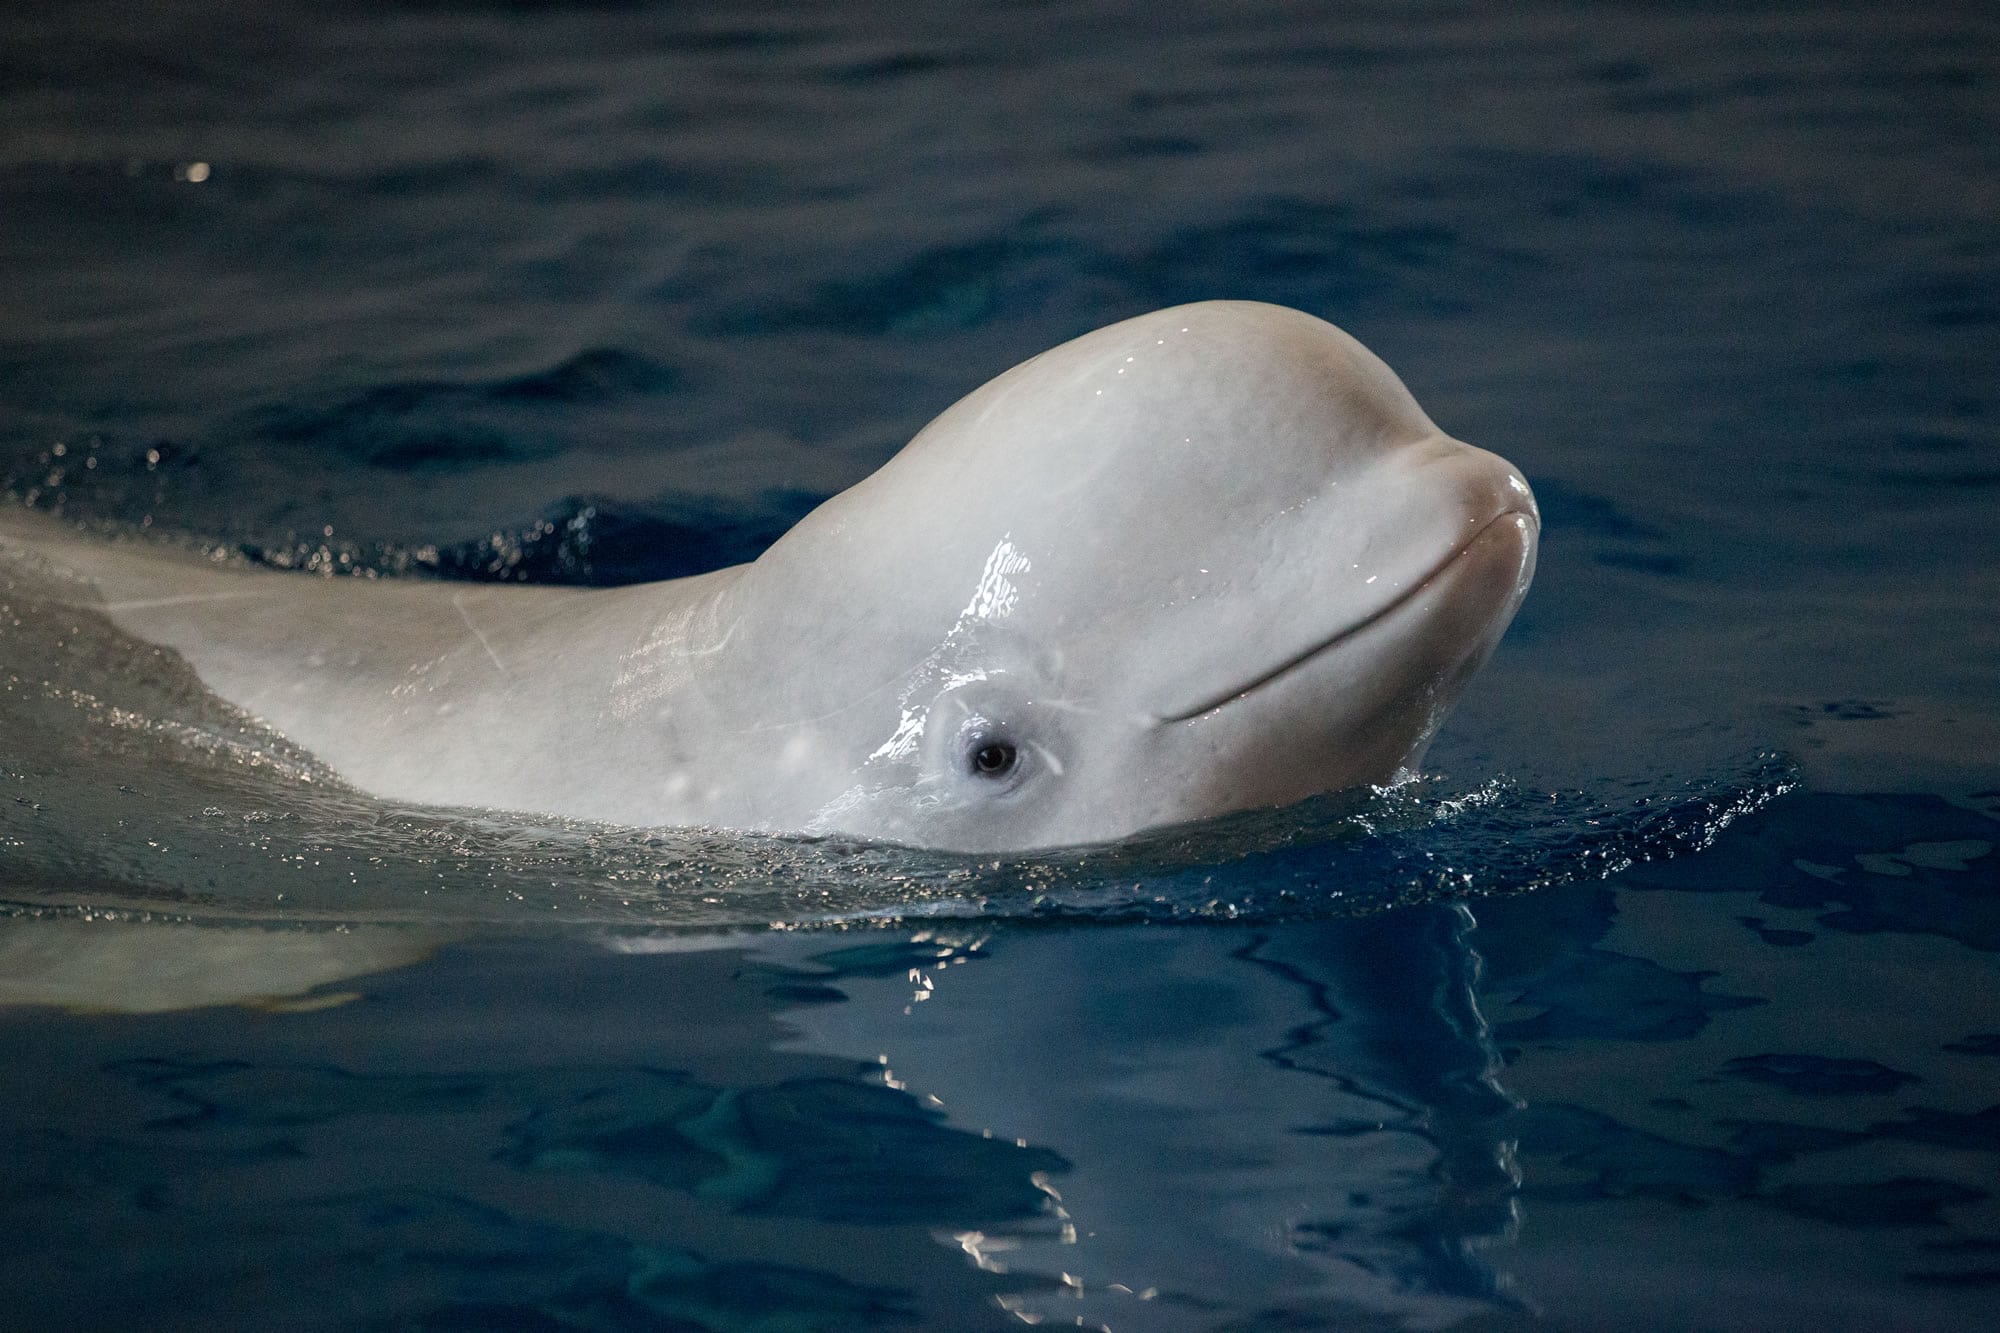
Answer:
[{"xmin": 0, "ymin": 508, "xmax": 741, "ymax": 824}]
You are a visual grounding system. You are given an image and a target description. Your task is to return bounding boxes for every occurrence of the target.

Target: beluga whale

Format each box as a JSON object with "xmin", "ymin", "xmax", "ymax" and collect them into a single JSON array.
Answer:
[{"xmin": 0, "ymin": 302, "xmax": 1537, "ymax": 852}]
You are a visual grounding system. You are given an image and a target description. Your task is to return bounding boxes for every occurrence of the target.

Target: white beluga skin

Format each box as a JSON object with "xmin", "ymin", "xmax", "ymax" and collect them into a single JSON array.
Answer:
[{"xmin": 0, "ymin": 302, "xmax": 1537, "ymax": 852}]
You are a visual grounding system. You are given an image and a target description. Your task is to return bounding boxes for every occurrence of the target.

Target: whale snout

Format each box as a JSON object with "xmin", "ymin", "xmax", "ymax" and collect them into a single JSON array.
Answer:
[
  {"xmin": 1414, "ymin": 434, "xmax": 1538, "ymax": 535},
  {"xmin": 1489, "ymin": 457, "xmax": 1539, "ymax": 534},
  {"xmin": 1388, "ymin": 437, "xmax": 1538, "ymax": 665},
  {"xmin": 1397, "ymin": 440, "xmax": 1538, "ymax": 618}
]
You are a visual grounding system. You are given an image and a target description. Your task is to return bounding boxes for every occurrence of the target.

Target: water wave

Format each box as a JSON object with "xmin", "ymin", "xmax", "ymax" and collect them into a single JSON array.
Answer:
[{"xmin": 1, "ymin": 737, "xmax": 1796, "ymax": 932}]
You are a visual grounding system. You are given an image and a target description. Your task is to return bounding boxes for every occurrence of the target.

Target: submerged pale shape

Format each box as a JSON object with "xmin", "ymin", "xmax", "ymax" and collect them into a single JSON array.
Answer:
[
  {"xmin": 0, "ymin": 302, "xmax": 1537, "ymax": 851},
  {"xmin": 0, "ymin": 920, "xmax": 436, "ymax": 1014}
]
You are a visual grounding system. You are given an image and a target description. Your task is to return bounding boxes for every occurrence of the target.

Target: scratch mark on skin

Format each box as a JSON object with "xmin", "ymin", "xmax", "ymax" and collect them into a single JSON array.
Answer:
[
  {"xmin": 679, "ymin": 615, "xmax": 739, "ymax": 658},
  {"xmin": 101, "ymin": 591, "xmax": 268, "ymax": 612},
  {"xmin": 733, "ymin": 668, "xmax": 906, "ymax": 736},
  {"xmin": 1033, "ymin": 696, "xmax": 1106, "ymax": 720},
  {"xmin": 453, "ymin": 592, "xmax": 507, "ymax": 675}
]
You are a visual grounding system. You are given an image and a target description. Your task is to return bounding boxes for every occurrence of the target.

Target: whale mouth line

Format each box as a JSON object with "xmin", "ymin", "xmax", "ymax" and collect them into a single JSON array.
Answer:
[{"xmin": 1154, "ymin": 508, "xmax": 1535, "ymax": 724}]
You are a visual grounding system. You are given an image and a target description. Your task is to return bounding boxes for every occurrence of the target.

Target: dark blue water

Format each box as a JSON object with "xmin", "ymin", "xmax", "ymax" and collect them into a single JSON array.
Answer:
[{"xmin": 3, "ymin": 1, "xmax": 1997, "ymax": 1327}]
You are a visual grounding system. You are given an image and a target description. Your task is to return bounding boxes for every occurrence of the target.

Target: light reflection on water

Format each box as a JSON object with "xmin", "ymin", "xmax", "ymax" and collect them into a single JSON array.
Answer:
[{"xmin": 0, "ymin": 760, "xmax": 1790, "ymax": 929}]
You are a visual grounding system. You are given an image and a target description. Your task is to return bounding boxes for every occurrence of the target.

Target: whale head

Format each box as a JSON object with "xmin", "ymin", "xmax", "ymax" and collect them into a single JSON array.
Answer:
[{"xmin": 720, "ymin": 301, "xmax": 1537, "ymax": 851}]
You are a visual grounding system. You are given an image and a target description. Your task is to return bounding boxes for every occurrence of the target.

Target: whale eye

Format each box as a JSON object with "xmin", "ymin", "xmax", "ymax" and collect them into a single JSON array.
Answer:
[
  {"xmin": 946, "ymin": 707, "xmax": 1041, "ymax": 793},
  {"xmin": 970, "ymin": 739, "xmax": 1018, "ymax": 777}
]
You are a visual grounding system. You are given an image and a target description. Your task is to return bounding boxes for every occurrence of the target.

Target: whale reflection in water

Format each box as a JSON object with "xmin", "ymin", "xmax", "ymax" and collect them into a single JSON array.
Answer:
[{"xmin": 0, "ymin": 904, "xmax": 1522, "ymax": 1327}]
